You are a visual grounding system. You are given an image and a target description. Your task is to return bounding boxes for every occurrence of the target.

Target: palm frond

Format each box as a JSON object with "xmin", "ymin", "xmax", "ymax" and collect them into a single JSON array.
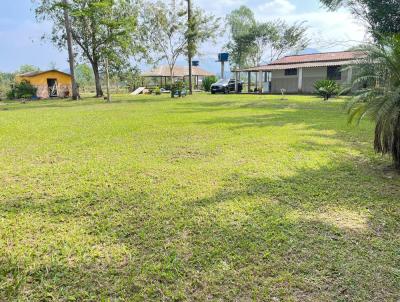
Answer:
[{"xmin": 347, "ymin": 35, "xmax": 400, "ymax": 169}]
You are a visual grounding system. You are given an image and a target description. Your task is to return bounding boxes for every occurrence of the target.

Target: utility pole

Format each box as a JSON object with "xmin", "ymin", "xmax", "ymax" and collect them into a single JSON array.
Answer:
[
  {"xmin": 187, "ymin": 0, "xmax": 193, "ymax": 95},
  {"xmin": 63, "ymin": 0, "xmax": 79, "ymax": 100}
]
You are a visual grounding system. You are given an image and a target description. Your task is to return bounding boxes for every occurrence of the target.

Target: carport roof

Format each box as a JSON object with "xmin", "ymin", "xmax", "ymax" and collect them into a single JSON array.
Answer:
[{"xmin": 142, "ymin": 65, "xmax": 215, "ymax": 77}]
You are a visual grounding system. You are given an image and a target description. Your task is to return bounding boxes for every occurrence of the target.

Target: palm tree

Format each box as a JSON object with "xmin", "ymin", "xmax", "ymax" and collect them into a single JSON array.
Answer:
[{"xmin": 347, "ymin": 35, "xmax": 400, "ymax": 169}]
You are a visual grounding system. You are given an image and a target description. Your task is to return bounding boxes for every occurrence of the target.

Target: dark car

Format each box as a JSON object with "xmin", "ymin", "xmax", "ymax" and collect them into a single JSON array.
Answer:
[{"xmin": 211, "ymin": 79, "xmax": 243, "ymax": 94}]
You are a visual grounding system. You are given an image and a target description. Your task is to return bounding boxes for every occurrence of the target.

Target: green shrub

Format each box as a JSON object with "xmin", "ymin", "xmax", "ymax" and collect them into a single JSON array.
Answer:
[
  {"xmin": 154, "ymin": 87, "xmax": 161, "ymax": 95},
  {"xmin": 6, "ymin": 90, "xmax": 14, "ymax": 100},
  {"xmin": 7, "ymin": 81, "xmax": 37, "ymax": 100},
  {"xmin": 202, "ymin": 76, "xmax": 217, "ymax": 92},
  {"xmin": 314, "ymin": 80, "xmax": 340, "ymax": 100},
  {"xmin": 171, "ymin": 81, "xmax": 185, "ymax": 98}
]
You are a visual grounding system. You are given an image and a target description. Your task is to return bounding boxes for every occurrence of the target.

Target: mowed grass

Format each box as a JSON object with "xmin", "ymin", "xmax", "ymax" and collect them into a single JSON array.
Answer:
[{"xmin": 0, "ymin": 94, "xmax": 399, "ymax": 301}]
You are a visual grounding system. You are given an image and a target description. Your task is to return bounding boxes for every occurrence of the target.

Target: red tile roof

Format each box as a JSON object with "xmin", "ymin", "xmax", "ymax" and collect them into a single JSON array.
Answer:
[
  {"xmin": 271, "ymin": 51, "xmax": 364, "ymax": 65},
  {"xmin": 238, "ymin": 51, "xmax": 366, "ymax": 72}
]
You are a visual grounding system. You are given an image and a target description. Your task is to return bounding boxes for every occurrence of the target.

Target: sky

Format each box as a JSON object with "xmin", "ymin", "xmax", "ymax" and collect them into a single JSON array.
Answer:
[{"xmin": 0, "ymin": 0, "xmax": 367, "ymax": 73}]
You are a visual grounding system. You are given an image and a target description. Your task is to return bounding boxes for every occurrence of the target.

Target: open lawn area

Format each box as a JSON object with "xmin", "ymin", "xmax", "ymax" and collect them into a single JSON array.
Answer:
[{"xmin": 0, "ymin": 94, "xmax": 399, "ymax": 301}]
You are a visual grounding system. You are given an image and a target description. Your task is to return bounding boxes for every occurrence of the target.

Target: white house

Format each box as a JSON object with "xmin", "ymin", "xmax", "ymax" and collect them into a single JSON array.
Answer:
[{"xmin": 235, "ymin": 51, "xmax": 365, "ymax": 94}]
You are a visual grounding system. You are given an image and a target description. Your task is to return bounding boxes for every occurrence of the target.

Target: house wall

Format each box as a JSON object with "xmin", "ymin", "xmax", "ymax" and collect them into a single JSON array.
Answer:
[
  {"xmin": 271, "ymin": 69, "xmax": 298, "ymax": 93},
  {"xmin": 16, "ymin": 71, "xmax": 72, "ymax": 99},
  {"xmin": 270, "ymin": 66, "xmax": 350, "ymax": 94}
]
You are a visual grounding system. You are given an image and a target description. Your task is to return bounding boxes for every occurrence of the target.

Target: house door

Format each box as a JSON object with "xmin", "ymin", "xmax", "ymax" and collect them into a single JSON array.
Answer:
[{"xmin": 47, "ymin": 79, "xmax": 58, "ymax": 97}]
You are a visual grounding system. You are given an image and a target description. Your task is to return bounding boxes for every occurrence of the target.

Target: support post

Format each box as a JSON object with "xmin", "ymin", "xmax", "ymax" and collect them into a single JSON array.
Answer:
[
  {"xmin": 298, "ymin": 67, "xmax": 303, "ymax": 93},
  {"xmin": 347, "ymin": 66, "xmax": 353, "ymax": 85},
  {"xmin": 248, "ymin": 72, "xmax": 251, "ymax": 93},
  {"xmin": 221, "ymin": 61, "xmax": 225, "ymax": 79},
  {"xmin": 234, "ymin": 71, "xmax": 238, "ymax": 93},
  {"xmin": 259, "ymin": 70, "xmax": 263, "ymax": 94}
]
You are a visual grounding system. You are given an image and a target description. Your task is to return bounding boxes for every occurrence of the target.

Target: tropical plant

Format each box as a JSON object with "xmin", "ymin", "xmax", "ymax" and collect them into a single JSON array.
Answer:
[
  {"xmin": 346, "ymin": 35, "xmax": 400, "ymax": 169},
  {"xmin": 202, "ymin": 76, "xmax": 217, "ymax": 92},
  {"xmin": 314, "ymin": 79, "xmax": 340, "ymax": 100}
]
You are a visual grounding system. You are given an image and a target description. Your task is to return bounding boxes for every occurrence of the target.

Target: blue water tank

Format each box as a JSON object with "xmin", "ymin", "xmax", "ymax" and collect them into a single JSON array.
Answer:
[{"xmin": 218, "ymin": 53, "xmax": 229, "ymax": 62}]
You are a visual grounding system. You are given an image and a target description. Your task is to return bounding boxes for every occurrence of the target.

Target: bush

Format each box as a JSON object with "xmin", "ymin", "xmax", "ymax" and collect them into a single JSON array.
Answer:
[
  {"xmin": 202, "ymin": 76, "xmax": 217, "ymax": 92},
  {"xmin": 154, "ymin": 87, "xmax": 161, "ymax": 95},
  {"xmin": 7, "ymin": 81, "xmax": 37, "ymax": 100},
  {"xmin": 170, "ymin": 81, "xmax": 185, "ymax": 97},
  {"xmin": 314, "ymin": 80, "xmax": 340, "ymax": 100}
]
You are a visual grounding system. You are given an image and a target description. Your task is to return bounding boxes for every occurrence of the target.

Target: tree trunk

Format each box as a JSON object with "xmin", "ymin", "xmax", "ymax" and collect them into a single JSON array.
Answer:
[
  {"xmin": 63, "ymin": 0, "xmax": 79, "ymax": 100},
  {"xmin": 187, "ymin": 0, "xmax": 193, "ymax": 95},
  {"xmin": 92, "ymin": 59, "xmax": 103, "ymax": 97},
  {"xmin": 105, "ymin": 58, "xmax": 111, "ymax": 103},
  {"xmin": 170, "ymin": 68, "xmax": 174, "ymax": 98},
  {"xmin": 393, "ymin": 115, "xmax": 400, "ymax": 170}
]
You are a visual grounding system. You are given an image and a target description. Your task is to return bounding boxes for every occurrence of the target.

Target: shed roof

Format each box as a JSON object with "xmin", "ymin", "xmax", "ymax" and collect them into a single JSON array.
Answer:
[
  {"xmin": 17, "ymin": 70, "xmax": 71, "ymax": 78},
  {"xmin": 142, "ymin": 65, "xmax": 215, "ymax": 77},
  {"xmin": 238, "ymin": 51, "xmax": 366, "ymax": 72}
]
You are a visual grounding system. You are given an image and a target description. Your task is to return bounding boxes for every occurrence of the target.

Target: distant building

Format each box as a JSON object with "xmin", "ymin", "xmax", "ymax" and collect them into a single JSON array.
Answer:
[
  {"xmin": 141, "ymin": 65, "xmax": 215, "ymax": 89},
  {"xmin": 16, "ymin": 70, "xmax": 72, "ymax": 98},
  {"xmin": 236, "ymin": 51, "xmax": 365, "ymax": 94}
]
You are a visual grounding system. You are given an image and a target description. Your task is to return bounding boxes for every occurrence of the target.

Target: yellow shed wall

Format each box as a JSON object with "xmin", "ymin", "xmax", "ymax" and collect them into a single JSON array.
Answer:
[
  {"xmin": 15, "ymin": 71, "xmax": 72, "ymax": 99},
  {"xmin": 16, "ymin": 71, "xmax": 72, "ymax": 86}
]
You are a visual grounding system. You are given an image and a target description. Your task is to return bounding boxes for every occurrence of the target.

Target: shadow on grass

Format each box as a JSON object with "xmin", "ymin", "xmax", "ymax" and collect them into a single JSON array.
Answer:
[
  {"xmin": 1, "ymin": 157, "xmax": 399, "ymax": 301},
  {"xmin": 1, "ymin": 96, "xmax": 398, "ymax": 300},
  {"xmin": 0, "ymin": 96, "xmax": 169, "ymax": 112}
]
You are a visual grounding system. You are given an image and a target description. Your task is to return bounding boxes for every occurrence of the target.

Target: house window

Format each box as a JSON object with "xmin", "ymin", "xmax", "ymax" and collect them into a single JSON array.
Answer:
[
  {"xmin": 327, "ymin": 66, "xmax": 342, "ymax": 80},
  {"xmin": 284, "ymin": 68, "xmax": 297, "ymax": 76}
]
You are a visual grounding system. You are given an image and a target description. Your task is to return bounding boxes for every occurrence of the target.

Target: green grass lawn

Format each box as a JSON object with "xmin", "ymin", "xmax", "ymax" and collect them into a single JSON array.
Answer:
[{"xmin": 0, "ymin": 94, "xmax": 399, "ymax": 301}]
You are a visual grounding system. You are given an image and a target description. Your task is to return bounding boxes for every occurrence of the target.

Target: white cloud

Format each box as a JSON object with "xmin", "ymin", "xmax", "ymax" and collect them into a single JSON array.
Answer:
[
  {"xmin": 282, "ymin": 9, "xmax": 367, "ymax": 51},
  {"xmin": 257, "ymin": 0, "xmax": 296, "ymax": 16}
]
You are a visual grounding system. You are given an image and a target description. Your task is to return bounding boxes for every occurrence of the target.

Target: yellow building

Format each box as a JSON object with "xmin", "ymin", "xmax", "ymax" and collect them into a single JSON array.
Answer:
[{"xmin": 16, "ymin": 70, "xmax": 72, "ymax": 99}]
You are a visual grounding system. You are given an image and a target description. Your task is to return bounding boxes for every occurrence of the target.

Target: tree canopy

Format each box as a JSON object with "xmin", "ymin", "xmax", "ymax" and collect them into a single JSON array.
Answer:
[
  {"xmin": 320, "ymin": 0, "xmax": 400, "ymax": 37},
  {"xmin": 140, "ymin": 0, "xmax": 218, "ymax": 87},
  {"xmin": 34, "ymin": 0, "xmax": 140, "ymax": 97},
  {"xmin": 226, "ymin": 6, "xmax": 309, "ymax": 68}
]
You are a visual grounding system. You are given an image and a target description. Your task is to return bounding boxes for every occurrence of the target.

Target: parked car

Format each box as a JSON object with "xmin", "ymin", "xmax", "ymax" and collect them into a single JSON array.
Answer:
[{"xmin": 211, "ymin": 79, "xmax": 243, "ymax": 94}]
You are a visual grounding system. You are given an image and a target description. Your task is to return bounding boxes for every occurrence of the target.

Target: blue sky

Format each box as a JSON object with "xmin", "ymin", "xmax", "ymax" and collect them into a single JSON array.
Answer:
[{"xmin": 0, "ymin": 0, "xmax": 366, "ymax": 73}]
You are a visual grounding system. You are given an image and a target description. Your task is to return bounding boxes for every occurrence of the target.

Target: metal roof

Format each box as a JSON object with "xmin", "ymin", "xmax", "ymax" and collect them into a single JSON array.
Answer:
[
  {"xmin": 17, "ymin": 69, "xmax": 71, "ymax": 78},
  {"xmin": 238, "ymin": 51, "xmax": 366, "ymax": 72},
  {"xmin": 142, "ymin": 65, "xmax": 215, "ymax": 77}
]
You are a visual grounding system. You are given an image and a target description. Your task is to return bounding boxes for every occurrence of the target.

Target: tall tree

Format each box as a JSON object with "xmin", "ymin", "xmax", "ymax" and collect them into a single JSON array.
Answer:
[
  {"xmin": 225, "ymin": 6, "xmax": 257, "ymax": 69},
  {"xmin": 17, "ymin": 65, "xmax": 40, "ymax": 74},
  {"xmin": 185, "ymin": 0, "xmax": 219, "ymax": 94},
  {"xmin": 141, "ymin": 0, "xmax": 218, "ymax": 96},
  {"xmin": 34, "ymin": 0, "xmax": 139, "ymax": 97},
  {"xmin": 140, "ymin": 0, "xmax": 187, "ymax": 88},
  {"xmin": 62, "ymin": 0, "xmax": 79, "ymax": 100},
  {"xmin": 75, "ymin": 64, "xmax": 94, "ymax": 92},
  {"xmin": 186, "ymin": 0, "xmax": 193, "ymax": 95},
  {"xmin": 249, "ymin": 20, "xmax": 309, "ymax": 66},
  {"xmin": 346, "ymin": 35, "xmax": 400, "ymax": 169},
  {"xmin": 226, "ymin": 6, "xmax": 309, "ymax": 68},
  {"xmin": 320, "ymin": 0, "xmax": 400, "ymax": 37}
]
